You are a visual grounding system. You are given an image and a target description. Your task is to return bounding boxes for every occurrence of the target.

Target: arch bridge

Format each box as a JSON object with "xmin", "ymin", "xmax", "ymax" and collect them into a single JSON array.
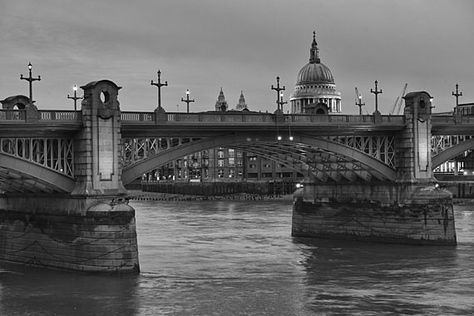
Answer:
[
  {"xmin": 0, "ymin": 80, "xmax": 464, "ymax": 272},
  {"xmin": 0, "ymin": 94, "xmax": 472, "ymax": 193}
]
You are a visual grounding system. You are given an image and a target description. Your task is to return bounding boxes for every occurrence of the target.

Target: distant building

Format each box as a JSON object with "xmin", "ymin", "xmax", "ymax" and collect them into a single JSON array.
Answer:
[
  {"xmin": 215, "ymin": 88, "xmax": 228, "ymax": 111},
  {"xmin": 236, "ymin": 91, "xmax": 248, "ymax": 110},
  {"xmin": 290, "ymin": 32, "xmax": 341, "ymax": 114}
]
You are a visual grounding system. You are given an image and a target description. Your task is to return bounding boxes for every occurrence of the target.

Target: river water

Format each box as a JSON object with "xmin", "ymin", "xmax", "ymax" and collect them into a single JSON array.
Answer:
[{"xmin": 1, "ymin": 199, "xmax": 474, "ymax": 315}]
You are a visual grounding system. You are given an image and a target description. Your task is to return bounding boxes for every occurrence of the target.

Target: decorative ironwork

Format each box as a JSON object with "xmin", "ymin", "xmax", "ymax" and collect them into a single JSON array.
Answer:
[
  {"xmin": 329, "ymin": 135, "xmax": 396, "ymax": 168},
  {"xmin": 431, "ymin": 135, "xmax": 473, "ymax": 156},
  {"xmin": 121, "ymin": 137, "xmax": 200, "ymax": 167},
  {"xmin": 0, "ymin": 137, "xmax": 74, "ymax": 177}
]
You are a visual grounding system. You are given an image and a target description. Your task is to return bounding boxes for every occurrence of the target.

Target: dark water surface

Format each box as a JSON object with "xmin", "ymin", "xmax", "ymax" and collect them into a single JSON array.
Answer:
[{"xmin": 1, "ymin": 200, "xmax": 474, "ymax": 315}]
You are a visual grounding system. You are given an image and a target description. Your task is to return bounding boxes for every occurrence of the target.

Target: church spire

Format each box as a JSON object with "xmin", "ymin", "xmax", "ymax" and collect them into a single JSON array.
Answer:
[
  {"xmin": 236, "ymin": 90, "xmax": 248, "ymax": 110},
  {"xmin": 215, "ymin": 87, "xmax": 228, "ymax": 111},
  {"xmin": 309, "ymin": 31, "xmax": 320, "ymax": 64}
]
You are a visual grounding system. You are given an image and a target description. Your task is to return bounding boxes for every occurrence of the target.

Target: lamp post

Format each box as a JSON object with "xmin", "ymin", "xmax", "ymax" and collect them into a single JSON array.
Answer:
[
  {"xmin": 279, "ymin": 92, "xmax": 287, "ymax": 113},
  {"xmin": 67, "ymin": 85, "xmax": 83, "ymax": 111},
  {"xmin": 271, "ymin": 76, "xmax": 285, "ymax": 112},
  {"xmin": 356, "ymin": 95, "xmax": 365, "ymax": 115},
  {"xmin": 181, "ymin": 89, "xmax": 195, "ymax": 113},
  {"xmin": 151, "ymin": 70, "xmax": 168, "ymax": 110},
  {"xmin": 452, "ymin": 83, "xmax": 462, "ymax": 107},
  {"xmin": 370, "ymin": 80, "xmax": 382, "ymax": 113},
  {"xmin": 20, "ymin": 62, "xmax": 41, "ymax": 105}
]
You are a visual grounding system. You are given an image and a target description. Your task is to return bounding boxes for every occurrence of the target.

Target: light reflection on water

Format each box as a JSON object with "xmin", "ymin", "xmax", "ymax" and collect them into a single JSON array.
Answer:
[{"xmin": 1, "ymin": 200, "xmax": 474, "ymax": 315}]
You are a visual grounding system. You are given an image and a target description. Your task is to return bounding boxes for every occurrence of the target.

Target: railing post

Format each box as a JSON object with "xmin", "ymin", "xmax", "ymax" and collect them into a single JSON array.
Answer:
[
  {"xmin": 25, "ymin": 103, "xmax": 40, "ymax": 123},
  {"xmin": 154, "ymin": 106, "xmax": 167, "ymax": 123}
]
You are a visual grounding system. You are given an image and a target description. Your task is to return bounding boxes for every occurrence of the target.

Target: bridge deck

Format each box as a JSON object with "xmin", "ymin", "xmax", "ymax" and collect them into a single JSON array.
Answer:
[{"xmin": 1, "ymin": 109, "xmax": 473, "ymax": 136}]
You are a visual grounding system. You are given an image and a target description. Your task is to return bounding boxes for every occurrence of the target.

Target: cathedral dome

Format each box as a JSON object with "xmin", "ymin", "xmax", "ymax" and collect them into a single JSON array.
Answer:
[
  {"xmin": 290, "ymin": 31, "xmax": 342, "ymax": 114},
  {"xmin": 296, "ymin": 62, "xmax": 334, "ymax": 85}
]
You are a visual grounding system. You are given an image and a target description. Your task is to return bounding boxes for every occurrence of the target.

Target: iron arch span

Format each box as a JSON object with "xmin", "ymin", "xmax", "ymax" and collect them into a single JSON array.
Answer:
[
  {"xmin": 0, "ymin": 153, "xmax": 75, "ymax": 193},
  {"xmin": 121, "ymin": 134, "xmax": 397, "ymax": 185},
  {"xmin": 432, "ymin": 138, "xmax": 474, "ymax": 169}
]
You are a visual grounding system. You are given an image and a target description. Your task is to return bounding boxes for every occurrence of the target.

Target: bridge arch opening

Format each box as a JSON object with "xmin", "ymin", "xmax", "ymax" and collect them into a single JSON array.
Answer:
[{"xmin": 122, "ymin": 134, "xmax": 397, "ymax": 185}]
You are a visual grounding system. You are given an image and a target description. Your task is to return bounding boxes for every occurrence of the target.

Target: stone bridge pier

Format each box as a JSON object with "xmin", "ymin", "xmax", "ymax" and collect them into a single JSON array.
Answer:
[
  {"xmin": 0, "ymin": 80, "xmax": 139, "ymax": 273},
  {"xmin": 292, "ymin": 92, "xmax": 457, "ymax": 245}
]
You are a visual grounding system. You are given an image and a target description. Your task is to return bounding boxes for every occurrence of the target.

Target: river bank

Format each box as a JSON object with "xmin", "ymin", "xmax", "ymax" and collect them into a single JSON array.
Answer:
[{"xmin": 127, "ymin": 190, "xmax": 293, "ymax": 202}]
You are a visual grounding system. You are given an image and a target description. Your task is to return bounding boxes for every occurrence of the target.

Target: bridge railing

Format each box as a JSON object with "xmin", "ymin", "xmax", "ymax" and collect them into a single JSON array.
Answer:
[
  {"xmin": 121, "ymin": 111, "xmax": 154, "ymax": 122},
  {"xmin": 432, "ymin": 115, "xmax": 474, "ymax": 124},
  {"xmin": 120, "ymin": 111, "xmax": 405, "ymax": 125},
  {"xmin": 167, "ymin": 112, "xmax": 275, "ymax": 123},
  {"xmin": 287, "ymin": 114, "xmax": 403, "ymax": 123},
  {"xmin": 0, "ymin": 110, "xmax": 81, "ymax": 122},
  {"xmin": 0, "ymin": 110, "xmax": 26, "ymax": 121},
  {"xmin": 39, "ymin": 110, "xmax": 81, "ymax": 121}
]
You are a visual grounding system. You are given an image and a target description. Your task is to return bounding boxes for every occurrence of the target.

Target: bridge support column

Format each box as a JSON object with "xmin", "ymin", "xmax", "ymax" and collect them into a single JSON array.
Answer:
[
  {"xmin": 0, "ymin": 80, "xmax": 139, "ymax": 273},
  {"xmin": 292, "ymin": 92, "xmax": 456, "ymax": 245}
]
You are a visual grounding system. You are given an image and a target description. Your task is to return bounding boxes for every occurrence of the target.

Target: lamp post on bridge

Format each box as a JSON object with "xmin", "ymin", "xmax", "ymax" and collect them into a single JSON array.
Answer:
[
  {"xmin": 452, "ymin": 83, "xmax": 463, "ymax": 107},
  {"xmin": 271, "ymin": 76, "xmax": 285, "ymax": 112},
  {"xmin": 356, "ymin": 95, "xmax": 365, "ymax": 115},
  {"xmin": 370, "ymin": 80, "xmax": 382, "ymax": 114},
  {"xmin": 279, "ymin": 92, "xmax": 287, "ymax": 113},
  {"xmin": 67, "ymin": 85, "xmax": 83, "ymax": 111},
  {"xmin": 151, "ymin": 70, "xmax": 168, "ymax": 110},
  {"xmin": 181, "ymin": 89, "xmax": 195, "ymax": 113},
  {"xmin": 20, "ymin": 62, "xmax": 41, "ymax": 105}
]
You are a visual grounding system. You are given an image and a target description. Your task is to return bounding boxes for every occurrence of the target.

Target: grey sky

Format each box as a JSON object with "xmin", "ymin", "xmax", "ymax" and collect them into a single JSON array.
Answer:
[{"xmin": 1, "ymin": 0, "xmax": 473, "ymax": 114}]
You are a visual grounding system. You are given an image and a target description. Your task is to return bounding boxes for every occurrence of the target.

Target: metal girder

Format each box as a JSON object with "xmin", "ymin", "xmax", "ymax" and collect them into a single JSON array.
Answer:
[
  {"xmin": 431, "ymin": 135, "xmax": 473, "ymax": 156},
  {"xmin": 0, "ymin": 137, "xmax": 74, "ymax": 178},
  {"xmin": 122, "ymin": 137, "xmax": 201, "ymax": 165},
  {"xmin": 0, "ymin": 154, "xmax": 75, "ymax": 193},
  {"xmin": 432, "ymin": 137, "xmax": 474, "ymax": 168},
  {"xmin": 327, "ymin": 135, "xmax": 396, "ymax": 168},
  {"xmin": 241, "ymin": 140, "xmax": 381, "ymax": 181}
]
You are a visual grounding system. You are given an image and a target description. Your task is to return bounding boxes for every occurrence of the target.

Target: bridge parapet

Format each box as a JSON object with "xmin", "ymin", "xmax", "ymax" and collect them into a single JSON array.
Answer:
[
  {"xmin": 0, "ymin": 109, "xmax": 81, "ymax": 122},
  {"xmin": 121, "ymin": 111, "xmax": 405, "ymax": 127}
]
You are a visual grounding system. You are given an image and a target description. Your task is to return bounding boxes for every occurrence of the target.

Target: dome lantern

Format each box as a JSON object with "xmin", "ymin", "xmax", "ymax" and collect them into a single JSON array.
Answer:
[{"xmin": 309, "ymin": 31, "xmax": 320, "ymax": 64}]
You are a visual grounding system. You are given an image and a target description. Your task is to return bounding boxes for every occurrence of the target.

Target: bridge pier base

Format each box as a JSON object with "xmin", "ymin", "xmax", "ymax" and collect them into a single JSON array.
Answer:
[
  {"xmin": 292, "ymin": 182, "xmax": 456, "ymax": 245},
  {"xmin": 0, "ymin": 194, "xmax": 139, "ymax": 273}
]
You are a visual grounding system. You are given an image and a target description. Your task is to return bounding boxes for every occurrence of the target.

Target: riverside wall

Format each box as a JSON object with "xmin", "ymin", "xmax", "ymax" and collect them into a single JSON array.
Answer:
[{"xmin": 140, "ymin": 180, "xmax": 298, "ymax": 196}]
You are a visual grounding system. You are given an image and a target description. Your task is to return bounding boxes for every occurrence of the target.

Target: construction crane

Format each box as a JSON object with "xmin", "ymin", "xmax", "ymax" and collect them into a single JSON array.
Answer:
[
  {"xmin": 355, "ymin": 87, "xmax": 365, "ymax": 115},
  {"xmin": 391, "ymin": 83, "xmax": 408, "ymax": 115}
]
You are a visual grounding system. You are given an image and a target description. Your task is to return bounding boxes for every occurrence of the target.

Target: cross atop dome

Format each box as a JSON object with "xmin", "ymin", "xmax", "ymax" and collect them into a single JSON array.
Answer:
[{"xmin": 309, "ymin": 30, "xmax": 320, "ymax": 64}]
